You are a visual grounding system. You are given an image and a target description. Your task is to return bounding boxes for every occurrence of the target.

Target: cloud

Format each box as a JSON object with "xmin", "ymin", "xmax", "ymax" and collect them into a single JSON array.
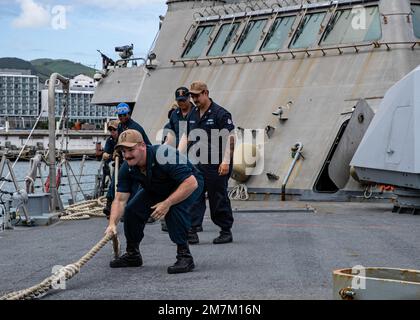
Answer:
[
  {"xmin": 12, "ymin": 0, "xmax": 50, "ymax": 28},
  {"xmin": 79, "ymin": 0, "xmax": 165, "ymax": 9}
]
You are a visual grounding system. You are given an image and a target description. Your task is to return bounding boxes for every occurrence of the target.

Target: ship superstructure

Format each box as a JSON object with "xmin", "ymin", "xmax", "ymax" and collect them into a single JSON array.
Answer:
[{"xmin": 92, "ymin": 0, "xmax": 420, "ymax": 201}]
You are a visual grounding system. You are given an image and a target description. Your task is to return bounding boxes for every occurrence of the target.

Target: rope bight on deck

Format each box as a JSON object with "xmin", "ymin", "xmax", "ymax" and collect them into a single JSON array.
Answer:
[
  {"xmin": 0, "ymin": 195, "xmax": 118, "ymax": 300},
  {"xmin": 0, "ymin": 234, "xmax": 120, "ymax": 300}
]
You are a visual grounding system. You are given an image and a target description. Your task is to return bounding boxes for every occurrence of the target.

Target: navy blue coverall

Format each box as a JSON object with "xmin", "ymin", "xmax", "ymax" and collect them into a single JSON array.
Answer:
[
  {"xmin": 107, "ymin": 118, "xmax": 152, "ymax": 201},
  {"xmin": 187, "ymin": 100, "xmax": 235, "ymax": 232},
  {"xmin": 167, "ymin": 107, "xmax": 193, "ymax": 147},
  {"xmin": 104, "ymin": 136, "xmax": 117, "ymax": 159},
  {"xmin": 118, "ymin": 145, "xmax": 204, "ymax": 246},
  {"xmin": 117, "ymin": 118, "xmax": 152, "ymax": 146},
  {"xmin": 104, "ymin": 136, "xmax": 117, "ymax": 199}
]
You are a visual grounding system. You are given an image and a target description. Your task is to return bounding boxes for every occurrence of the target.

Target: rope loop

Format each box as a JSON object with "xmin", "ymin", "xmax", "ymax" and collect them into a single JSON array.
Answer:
[
  {"xmin": 0, "ymin": 233, "xmax": 118, "ymax": 300},
  {"xmin": 228, "ymin": 184, "xmax": 249, "ymax": 201}
]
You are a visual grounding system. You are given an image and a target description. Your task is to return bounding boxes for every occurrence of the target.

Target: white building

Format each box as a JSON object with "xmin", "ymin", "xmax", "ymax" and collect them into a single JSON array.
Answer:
[
  {"xmin": 40, "ymin": 75, "xmax": 116, "ymax": 128},
  {"xmin": 0, "ymin": 72, "xmax": 115, "ymax": 130},
  {"xmin": 0, "ymin": 72, "xmax": 39, "ymax": 129},
  {"xmin": 70, "ymin": 74, "xmax": 96, "ymax": 90}
]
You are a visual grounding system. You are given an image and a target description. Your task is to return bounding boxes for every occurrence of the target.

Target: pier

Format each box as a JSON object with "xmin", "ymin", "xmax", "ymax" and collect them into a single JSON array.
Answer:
[{"xmin": 0, "ymin": 129, "xmax": 108, "ymax": 160}]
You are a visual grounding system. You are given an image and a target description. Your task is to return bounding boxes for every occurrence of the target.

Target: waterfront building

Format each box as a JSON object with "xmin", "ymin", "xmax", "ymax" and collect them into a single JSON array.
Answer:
[
  {"xmin": 0, "ymin": 71, "xmax": 39, "ymax": 129},
  {"xmin": 40, "ymin": 75, "xmax": 116, "ymax": 129},
  {"xmin": 0, "ymin": 71, "xmax": 115, "ymax": 130}
]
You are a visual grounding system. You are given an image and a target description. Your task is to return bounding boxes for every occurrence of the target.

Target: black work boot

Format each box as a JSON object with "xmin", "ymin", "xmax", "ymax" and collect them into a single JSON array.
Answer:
[
  {"xmin": 103, "ymin": 197, "xmax": 112, "ymax": 218},
  {"xmin": 192, "ymin": 225, "xmax": 203, "ymax": 233},
  {"xmin": 110, "ymin": 243, "xmax": 142, "ymax": 268},
  {"xmin": 187, "ymin": 229, "xmax": 199, "ymax": 245},
  {"xmin": 167, "ymin": 245, "xmax": 195, "ymax": 274},
  {"xmin": 161, "ymin": 220, "xmax": 168, "ymax": 232},
  {"xmin": 213, "ymin": 230, "xmax": 233, "ymax": 244}
]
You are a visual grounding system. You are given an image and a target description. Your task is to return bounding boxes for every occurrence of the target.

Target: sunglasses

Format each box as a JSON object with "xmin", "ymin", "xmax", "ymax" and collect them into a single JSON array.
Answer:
[{"xmin": 108, "ymin": 128, "xmax": 117, "ymax": 131}]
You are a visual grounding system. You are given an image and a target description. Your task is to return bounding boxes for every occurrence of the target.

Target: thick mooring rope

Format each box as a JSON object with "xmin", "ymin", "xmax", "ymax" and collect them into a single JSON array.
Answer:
[
  {"xmin": 228, "ymin": 184, "xmax": 249, "ymax": 201},
  {"xmin": 60, "ymin": 196, "xmax": 107, "ymax": 221},
  {"xmin": 0, "ymin": 234, "xmax": 120, "ymax": 300}
]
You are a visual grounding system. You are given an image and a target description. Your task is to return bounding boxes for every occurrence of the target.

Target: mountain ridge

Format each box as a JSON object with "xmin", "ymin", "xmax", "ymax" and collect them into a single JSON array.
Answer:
[{"xmin": 0, "ymin": 57, "xmax": 96, "ymax": 83}]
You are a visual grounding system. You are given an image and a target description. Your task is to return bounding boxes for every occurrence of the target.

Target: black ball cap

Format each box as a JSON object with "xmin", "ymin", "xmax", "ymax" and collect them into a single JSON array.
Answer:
[{"xmin": 175, "ymin": 87, "xmax": 190, "ymax": 101}]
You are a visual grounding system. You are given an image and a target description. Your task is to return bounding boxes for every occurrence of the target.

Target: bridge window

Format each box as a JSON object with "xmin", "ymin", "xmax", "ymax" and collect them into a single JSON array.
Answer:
[
  {"xmin": 182, "ymin": 25, "xmax": 214, "ymax": 58},
  {"xmin": 261, "ymin": 16, "xmax": 296, "ymax": 52},
  {"xmin": 290, "ymin": 12, "xmax": 326, "ymax": 49},
  {"xmin": 234, "ymin": 19, "xmax": 267, "ymax": 54},
  {"xmin": 208, "ymin": 22, "xmax": 240, "ymax": 56},
  {"xmin": 320, "ymin": 6, "xmax": 381, "ymax": 45},
  {"xmin": 413, "ymin": 4, "xmax": 420, "ymax": 38}
]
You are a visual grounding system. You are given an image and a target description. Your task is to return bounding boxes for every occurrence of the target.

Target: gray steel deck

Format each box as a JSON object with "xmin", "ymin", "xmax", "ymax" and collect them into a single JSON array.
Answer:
[{"xmin": 0, "ymin": 201, "xmax": 419, "ymax": 300}]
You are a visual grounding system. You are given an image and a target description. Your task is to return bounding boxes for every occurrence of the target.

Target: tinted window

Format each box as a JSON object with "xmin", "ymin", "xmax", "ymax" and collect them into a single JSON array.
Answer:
[
  {"xmin": 261, "ymin": 16, "xmax": 296, "ymax": 52},
  {"xmin": 413, "ymin": 4, "xmax": 420, "ymax": 38},
  {"xmin": 320, "ymin": 6, "xmax": 381, "ymax": 45},
  {"xmin": 182, "ymin": 25, "xmax": 214, "ymax": 58},
  {"xmin": 208, "ymin": 23, "xmax": 240, "ymax": 56},
  {"xmin": 234, "ymin": 19, "xmax": 267, "ymax": 54},
  {"xmin": 290, "ymin": 12, "xmax": 326, "ymax": 49}
]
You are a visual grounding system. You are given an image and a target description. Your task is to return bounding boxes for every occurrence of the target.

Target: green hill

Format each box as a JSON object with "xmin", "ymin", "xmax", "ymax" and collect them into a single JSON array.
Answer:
[
  {"xmin": 31, "ymin": 59, "xmax": 96, "ymax": 79},
  {"xmin": 0, "ymin": 57, "xmax": 96, "ymax": 83},
  {"xmin": 30, "ymin": 58, "xmax": 54, "ymax": 64},
  {"xmin": 0, "ymin": 57, "xmax": 38, "ymax": 75}
]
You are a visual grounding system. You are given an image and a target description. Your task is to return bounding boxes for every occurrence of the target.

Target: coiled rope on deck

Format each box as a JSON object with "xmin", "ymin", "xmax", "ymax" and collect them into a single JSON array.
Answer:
[
  {"xmin": 228, "ymin": 184, "xmax": 249, "ymax": 201},
  {"xmin": 60, "ymin": 196, "xmax": 107, "ymax": 221},
  {"xmin": 0, "ymin": 234, "xmax": 120, "ymax": 300}
]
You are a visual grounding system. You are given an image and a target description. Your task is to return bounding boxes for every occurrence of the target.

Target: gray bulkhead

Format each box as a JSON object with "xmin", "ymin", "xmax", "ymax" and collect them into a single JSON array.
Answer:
[{"xmin": 93, "ymin": 0, "xmax": 420, "ymax": 200}]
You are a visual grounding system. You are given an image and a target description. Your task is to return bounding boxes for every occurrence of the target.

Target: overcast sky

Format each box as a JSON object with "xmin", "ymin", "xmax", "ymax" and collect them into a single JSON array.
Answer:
[{"xmin": 0, "ymin": 0, "xmax": 167, "ymax": 69}]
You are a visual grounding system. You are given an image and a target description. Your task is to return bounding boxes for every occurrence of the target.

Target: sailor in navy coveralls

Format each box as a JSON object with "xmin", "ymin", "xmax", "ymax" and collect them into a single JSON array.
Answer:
[
  {"xmin": 105, "ymin": 129, "xmax": 204, "ymax": 274},
  {"xmin": 179, "ymin": 81, "xmax": 236, "ymax": 245}
]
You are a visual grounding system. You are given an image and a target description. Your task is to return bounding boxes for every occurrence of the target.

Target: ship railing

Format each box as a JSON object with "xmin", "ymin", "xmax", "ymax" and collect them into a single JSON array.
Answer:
[
  {"xmin": 14, "ymin": 174, "xmax": 99, "ymax": 184},
  {"xmin": 1, "ymin": 155, "xmax": 108, "ymax": 208},
  {"xmin": 14, "ymin": 175, "xmax": 105, "ymax": 201},
  {"xmin": 196, "ymin": 0, "xmax": 378, "ymax": 21},
  {"xmin": 381, "ymin": 12, "xmax": 413, "ymax": 24},
  {"xmin": 0, "ymin": 188, "xmax": 15, "ymax": 230},
  {"xmin": 171, "ymin": 41, "xmax": 420, "ymax": 67},
  {"xmin": 114, "ymin": 57, "xmax": 146, "ymax": 67},
  {"xmin": 0, "ymin": 155, "xmax": 30, "ymax": 222}
]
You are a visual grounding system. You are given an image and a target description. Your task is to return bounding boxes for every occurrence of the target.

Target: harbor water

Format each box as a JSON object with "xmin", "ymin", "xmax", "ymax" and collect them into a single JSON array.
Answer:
[{"xmin": 0, "ymin": 159, "xmax": 103, "ymax": 206}]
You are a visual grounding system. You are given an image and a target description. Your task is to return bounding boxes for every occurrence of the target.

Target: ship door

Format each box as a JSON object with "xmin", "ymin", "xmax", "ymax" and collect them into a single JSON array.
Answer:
[
  {"xmin": 314, "ymin": 120, "xmax": 349, "ymax": 193},
  {"xmin": 314, "ymin": 99, "xmax": 375, "ymax": 193}
]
